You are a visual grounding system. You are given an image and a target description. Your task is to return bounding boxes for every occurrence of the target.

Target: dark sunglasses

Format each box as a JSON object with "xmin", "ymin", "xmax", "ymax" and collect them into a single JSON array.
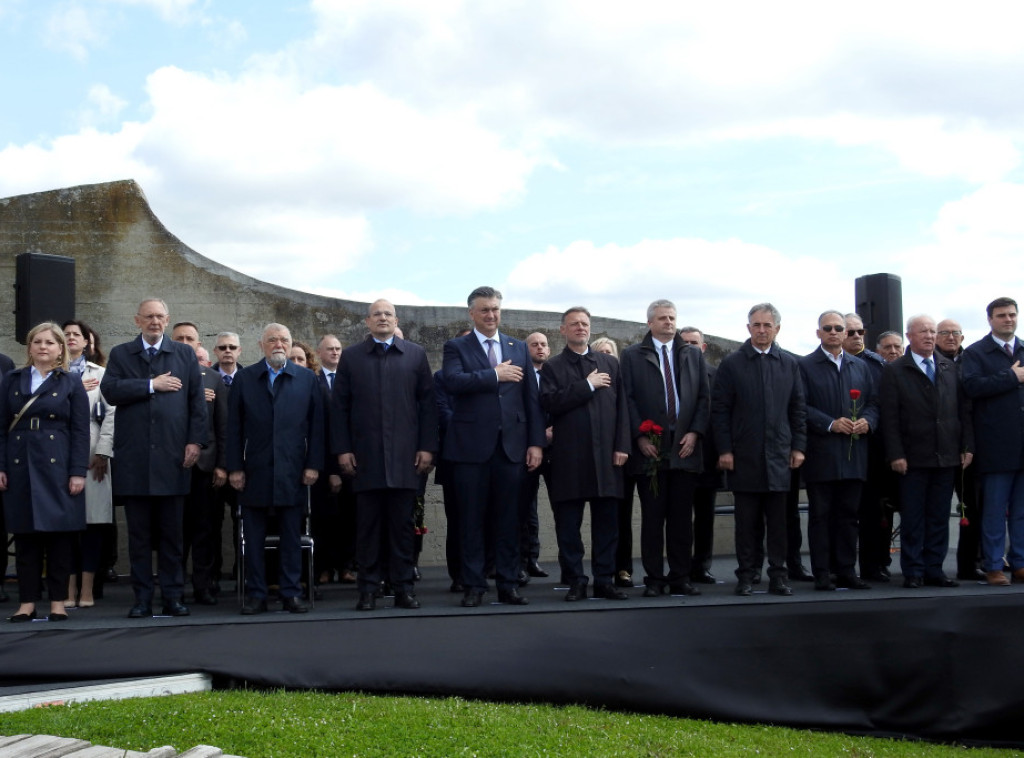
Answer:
[
  {"xmin": 215, "ymin": 345, "xmax": 240, "ymax": 351},
  {"xmin": 820, "ymin": 325, "xmax": 845, "ymax": 333},
  {"xmin": 846, "ymin": 329, "xmax": 866, "ymax": 336}
]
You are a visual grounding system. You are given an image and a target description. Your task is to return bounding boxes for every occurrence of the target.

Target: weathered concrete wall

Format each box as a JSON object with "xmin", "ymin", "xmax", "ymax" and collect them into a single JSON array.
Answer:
[{"xmin": 0, "ymin": 180, "xmax": 738, "ymax": 365}]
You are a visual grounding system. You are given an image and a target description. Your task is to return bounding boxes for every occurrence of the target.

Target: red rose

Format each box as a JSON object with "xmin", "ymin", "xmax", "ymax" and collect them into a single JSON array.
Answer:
[
  {"xmin": 651, "ymin": 423, "xmax": 664, "ymax": 435},
  {"xmin": 639, "ymin": 420, "xmax": 655, "ymax": 434},
  {"xmin": 849, "ymin": 389, "xmax": 861, "ymax": 400},
  {"xmin": 960, "ymin": 517, "xmax": 970, "ymax": 527}
]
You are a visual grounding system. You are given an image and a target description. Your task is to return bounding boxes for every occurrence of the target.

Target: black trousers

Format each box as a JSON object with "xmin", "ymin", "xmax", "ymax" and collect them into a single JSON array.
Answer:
[
  {"xmin": 635, "ymin": 469, "xmax": 697, "ymax": 588},
  {"xmin": 123, "ymin": 495, "xmax": 186, "ymax": 604},
  {"xmin": 692, "ymin": 484, "xmax": 717, "ymax": 573},
  {"xmin": 806, "ymin": 480, "xmax": 863, "ymax": 577},
  {"xmin": 183, "ymin": 468, "xmax": 220, "ymax": 594},
  {"xmin": 615, "ymin": 478, "xmax": 637, "ymax": 576},
  {"xmin": 356, "ymin": 488, "xmax": 416, "ymax": 594},
  {"xmin": 955, "ymin": 463, "xmax": 982, "ymax": 577},
  {"xmin": 552, "ymin": 497, "xmax": 619, "ymax": 586},
  {"xmin": 518, "ymin": 463, "xmax": 547, "ymax": 566},
  {"xmin": 15, "ymin": 531, "xmax": 74, "ymax": 603},
  {"xmin": 242, "ymin": 505, "xmax": 303, "ymax": 600},
  {"xmin": 735, "ymin": 491, "xmax": 788, "ymax": 583}
]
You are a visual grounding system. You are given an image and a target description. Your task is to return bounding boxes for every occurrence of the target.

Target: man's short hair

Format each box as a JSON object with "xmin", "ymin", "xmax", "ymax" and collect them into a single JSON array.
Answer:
[
  {"xmin": 137, "ymin": 298, "xmax": 168, "ymax": 314},
  {"xmin": 817, "ymin": 310, "xmax": 845, "ymax": 326},
  {"xmin": 467, "ymin": 286, "xmax": 502, "ymax": 307},
  {"xmin": 646, "ymin": 299, "xmax": 676, "ymax": 320},
  {"xmin": 748, "ymin": 302, "xmax": 781, "ymax": 325},
  {"xmin": 216, "ymin": 331, "xmax": 240, "ymax": 342},
  {"xmin": 260, "ymin": 322, "xmax": 290, "ymax": 340},
  {"xmin": 844, "ymin": 312, "xmax": 864, "ymax": 325},
  {"xmin": 562, "ymin": 306, "xmax": 591, "ymax": 322},
  {"xmin": 172, "ymin": 321, "xmax": 199, "ymax": 332},
  {"xmin": 986, "ymin": 297, "xmax": 1019, "ymax": 318},
  {"xmin": 679, "ymin": 326, "xmax": 704, "ymax": 342},
  {"xmin": 905, "ymin": 313, "xmax": 934, "ymax": 333},
  {"xmin": 317, "ymin": 334, "xmax": 340, "ymax": 348},
  {"xmin": 876, "ymin": 330, "xmax": 902, "ymax": 347}
]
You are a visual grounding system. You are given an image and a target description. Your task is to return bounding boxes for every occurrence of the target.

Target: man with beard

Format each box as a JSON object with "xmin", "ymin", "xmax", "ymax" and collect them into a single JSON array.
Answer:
[
  {"xmin": 540, "ymin": 308, "xmax": 631, "ymax": 600},
  {"xmin": 227, "ymin": 323, "xmax": 323, "ymax": 614}
]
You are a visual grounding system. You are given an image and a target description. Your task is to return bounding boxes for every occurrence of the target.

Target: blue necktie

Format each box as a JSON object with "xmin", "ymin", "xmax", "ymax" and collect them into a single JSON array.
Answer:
[
  {"xmin": 147, "ymin": 347, "xmax": 157, "ymax": 358},
  {"xmin": 923, "ymin": 357, "xmax": 935, "ymax": 383}
]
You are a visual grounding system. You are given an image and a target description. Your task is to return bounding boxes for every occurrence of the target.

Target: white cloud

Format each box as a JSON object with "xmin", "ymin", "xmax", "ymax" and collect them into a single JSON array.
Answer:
[
  {"xmin": 44, "ymin": 2, "xmax": 106, "ymax": 60},
  {"xmin": 78, "ymin": 84, "xmax": 129, "ymax": 129},
  {"xmin": 111, "ymin": 0, "xmax": 199, "ymax": 24}
]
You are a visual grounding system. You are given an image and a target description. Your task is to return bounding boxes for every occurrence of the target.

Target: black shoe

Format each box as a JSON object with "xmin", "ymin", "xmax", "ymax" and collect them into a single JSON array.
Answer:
[
  {"xmin": 449, "ymin": 581, "xmax": 465, "ymax": 594},
  {"xmin": 864, "ymin": 570, "xmax": 891, "ymax": 583},
  {"xmin": 48, "ymin": 612, "xmax": 69, "ymax": 622},
  {"xmin": 517, "ymin": 569, "xmax": 531, "ymax": 587},
  {"xmin": 376, "ymin": 582, "xmax": 393, "ymax": 598},
  {"xmin": 355, "ymin": 593, "xmax": 376, "ymax": 611},
  {"xmin": 412, "ymin": 566, "xmax": 421, "ymax": 582},
  {"xmin": 564, "ymin": 581, "xmax": 588, "ymax": 602},
  {"xmin": 193, "ymin": 590, "xmax": 219, "ymax": 606},
  {"xmin": 642, "ymin": 584, "xmax": 663, "ymax": 598},
  {"xmin": 957, "ymin": 568, "xmax": 986, "ymax": 582},
  {"xmin": 735, "ymin": 583, "xmax": 753, "ymax": 597},
  {"xmin": 924, "ymin": 576, "xmax": 959, "ymax": 588},
  {"xmin": 814, "ymin": 574, "xmax": 836, "ymax": 591},
  {"xmin": 241, "ymin": 597, "xmax": 268, "ymax": 615},
  {"xmin": 462, "ymin": 590, "xmax": 485, "ymax": 608},
  {"xmin": 9, "ymin": 610, "xmax": 36, "ymax": 623},
  {"xmin": 498, "ymin": 588, "xmax": 529, "ymax": 605},
  {"xmin": 128, "ymin": 603, "xmax": 152, "ymax": 619},
  {"xmin": 161, "ymin": 600, "xmax": 191, "ymax": 617},
  {"xmin": 669, "ymin": 582, "xmax": 701, "ymax": 597},
  {"xmin": 903, "ymin": 577, "xmax": 922, "ymax": 589},
  {"xmin": 690, "ymin": 569, "xmax": 717, "ymax": 585},
  {"xmin": 281, "ymin": 596, "xmax": 309, "ymax": 614},
  {"xmin": 526, "ymin": 561, "xmax": 549, "ymax": 578},
  {"xmin": 105, "ymin": 568, "xmax": 119, "ymax": 582},
  {"xmin": 769, "ymin": 578, "xmax": 793, "ymax": 596},
  {"xmin": 752, "ymin": 571, "xmax": 762, "ymax": 585},
  {"xmin": 788, "ymin": 565, "xmax": 814, "ymax": 582},
  {"xmin": 593, "ymin": 584, "xmax": 629, "ymax": 600},
  {"xmin": 614, "ymin": 571, "xmax": 635, "ymax": 588},
  {"xmin": 835, "ymin": 575, "xmax": 871, "ymax": 590},
  {"xmin": 394, "ymin": 592, "xmax": 420, "ymax": 610}
]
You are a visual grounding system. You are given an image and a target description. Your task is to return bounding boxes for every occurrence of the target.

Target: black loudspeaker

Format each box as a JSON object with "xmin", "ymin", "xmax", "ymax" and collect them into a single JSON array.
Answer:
[
  {"xmin": 14, "ymin": 253, "xmax": 76, "ymax": 344},
  {"xmin": 854, "ymin": 273, "xmax": 902, "ymax": 350}
]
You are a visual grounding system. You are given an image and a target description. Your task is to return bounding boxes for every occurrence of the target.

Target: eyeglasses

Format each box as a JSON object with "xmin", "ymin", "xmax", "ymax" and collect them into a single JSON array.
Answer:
[
  {"xmin": 215, "ymin": 345, "xmax": 239, "ymax": 351},
  {"xmin": 937, "ymin": 330, "xmax": 963, "ymax": 337},
  {"xmin": 820, "ymin": 325, "xmax": 845, "ymax": 333},
  {"xmin": 846, "ymin": 329, "xmax": 866, "ymax": 336}
]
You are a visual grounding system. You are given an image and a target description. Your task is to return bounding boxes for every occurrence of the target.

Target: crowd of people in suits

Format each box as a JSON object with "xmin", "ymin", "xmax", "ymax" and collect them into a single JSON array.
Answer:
[{"xmin": 2, "ymin": 290, "xmax": 1023, "ymax": 620}]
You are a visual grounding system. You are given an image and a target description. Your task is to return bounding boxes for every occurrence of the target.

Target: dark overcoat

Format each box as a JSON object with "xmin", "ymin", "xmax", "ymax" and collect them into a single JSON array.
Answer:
[
  {"xmin": 961, "ymin": 334, "xmax": 1024, "ymax": 474},
  {"xmin": 100, "ymin": 337, "xmax": 208, "ymax": 497},
  {"xmin": 798, "ymin": 349, "xmax": 879, "ymax": 482},
  {"xmin": 331, "ymin": 336, "xmax": 438, "ymax": 493},
  {"xmin": 197, "ymin": 366, "xmax": 228, "ymax": 473},
  {"xmin": 880, "ymin": 352, "xmax": 973, "ymax": 469},
  {"xmin": 226, "ymin": 359, "xmax": 324, "ymax": 508},
  {"xmin": 441, "ymin": 332, "xmax": 545, "ymax": 463},
  {"xmin": 0, "ymin": 368, "xmax": 90, "ymax": 532},
  {"xmin": 620, "ymin": 332, "xmax": 709, "ymax": 476},
  {"xmin": 711, "ymin": 340, "xmax": 807, "ymax": 493},
  {"xmin": 539, "ymin": 347, "xmax": 631, "ymax": 501}
]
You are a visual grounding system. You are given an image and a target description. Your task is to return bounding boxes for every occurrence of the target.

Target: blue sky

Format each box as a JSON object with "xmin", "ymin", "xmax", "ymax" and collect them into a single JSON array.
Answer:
[{"xmin": 3, "ymin": 0, "xmax": 1024, "ymax": 352}]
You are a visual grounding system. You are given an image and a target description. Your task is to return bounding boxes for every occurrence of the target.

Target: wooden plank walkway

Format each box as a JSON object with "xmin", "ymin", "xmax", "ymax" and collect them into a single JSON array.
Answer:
[{"xmin": 0, "ymin": 735, "xmax": 244, "ymax": 758}]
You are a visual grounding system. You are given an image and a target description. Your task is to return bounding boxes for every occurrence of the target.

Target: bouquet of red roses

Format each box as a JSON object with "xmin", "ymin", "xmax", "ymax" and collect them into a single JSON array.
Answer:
[
  {"xmin": 848, "ymin": 388, "xmax": 861, "ymax": 460},
  {"xmin": 639, "ymin": 419, "xmax": 663, "ymax": 496}
]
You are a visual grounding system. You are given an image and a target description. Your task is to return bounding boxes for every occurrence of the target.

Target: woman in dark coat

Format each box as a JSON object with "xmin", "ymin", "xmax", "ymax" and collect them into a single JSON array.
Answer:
[{"xmin": 0, "ymin": 322, "xmax": 90, "ymax": 622}]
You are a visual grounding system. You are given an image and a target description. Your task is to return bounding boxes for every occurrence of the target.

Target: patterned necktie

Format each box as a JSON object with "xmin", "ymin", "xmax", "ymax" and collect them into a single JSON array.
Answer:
[
  {"xmin": 922, "ymin": 357, "xmax": 935, "ymax": 383},
  {"xmin": 222, "ymin": 374, "xmax": 233, "ymax": 387},
  {"xmin": 486, "ymin": 339, "xmax": 498, "ymax": 368},
  {"xmin": 1005, "ymin": 342, "xmax": 1015, "ymax": 359},
  {"xmin": 147, "ymin": 346, "xmax": 157, "ymax": 358},
  {"xmin": 662, "ymin": 344, "xmax": 676, "ymax": 417}
]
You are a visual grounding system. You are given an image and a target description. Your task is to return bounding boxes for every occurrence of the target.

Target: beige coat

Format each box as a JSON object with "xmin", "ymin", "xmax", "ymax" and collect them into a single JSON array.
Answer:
[{"xmin": 82, "ymin": 362, "xmax": 115, "ymax": 523}]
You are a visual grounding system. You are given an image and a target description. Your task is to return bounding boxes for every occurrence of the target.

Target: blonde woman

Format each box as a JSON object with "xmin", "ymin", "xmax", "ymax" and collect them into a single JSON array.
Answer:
[
  {"xmin": 0, "ymin": 323, "xmax": 90, "ymax": 622},
  {"xmin": 591, "ymin": 337, "xmax": 619, "ymax": 358}
]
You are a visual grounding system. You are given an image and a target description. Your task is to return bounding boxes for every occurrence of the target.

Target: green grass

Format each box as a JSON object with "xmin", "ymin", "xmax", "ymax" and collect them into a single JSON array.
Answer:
[{"xmin": 0, "ymin": 691, "xmax": 1018, "ymax": 757}]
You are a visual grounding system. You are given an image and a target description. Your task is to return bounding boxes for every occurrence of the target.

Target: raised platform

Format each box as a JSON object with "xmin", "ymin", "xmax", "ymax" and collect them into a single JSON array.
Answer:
[{"xmin": 1, "ymin": 554, "xmax": 1021, "ymax": 748}]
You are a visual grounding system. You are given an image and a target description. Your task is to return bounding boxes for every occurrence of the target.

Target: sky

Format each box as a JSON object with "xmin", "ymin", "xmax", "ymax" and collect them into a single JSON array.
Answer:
[{"xmin": 2, "ymin": 0, "xmax": 1024, "ymax": 353}]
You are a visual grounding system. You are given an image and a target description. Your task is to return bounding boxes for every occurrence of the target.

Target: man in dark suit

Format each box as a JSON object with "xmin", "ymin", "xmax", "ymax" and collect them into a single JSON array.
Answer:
[
  {"xmin": 0, "ymin": 350, "xmax": 14, "ymax": 603},
  {"xmin": 881, "ymin": 314, "xmax": 973, "ymax": 587},
  {"xmin": 226, "ymin": 323, "xmax": 323, "ymax": 614},
  {"xmin": 540, "ymin": 307, "xmax": 631, "ymax": 600},
  {"xmin": 519, "ymin": 331, "xmax": 552, "ymax": 581},
  {"xmin": 621, "ymin": 300, "xmax": 710, "ymax": 598},
  {"xmin": 712, "ymin": 302, "xmax": 806, "ymax": 597},
  {"xmin": 442, "ymin": 286, "xmax": 545, "ymax": 607},
  {"xmin": 800, "ymin": 310, "xmax": 879, "ymax": 591},
  {"xmin": 100, "ymin": 298, "xmax": 208, "ymax": 618},
  {"xmin": 333, "ymin": 300, "xmax": 438, "ymax": 611},
  {"xmin": 961, "ymin": 297, "xmax": 1024, "ymax": 586},
  {"xmin": 171, "ymin": 322, "xmax": 228, "ymax": 606}
]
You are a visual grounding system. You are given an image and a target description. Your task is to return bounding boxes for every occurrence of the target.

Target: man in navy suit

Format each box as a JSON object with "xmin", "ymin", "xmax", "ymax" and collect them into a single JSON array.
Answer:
[
  {"xmin": 100, "ymin": 298, "xmax": 208, "ymax": 618},
  {"xmin": 227, "ymin": 323, "xmax": 323, "ymax": 614},
  {"xmin": 442, "ymin": 286, "xmax": 545, "ymax": 607},
  {"xmin": 961, "ymin": 296, "xmax": 1024, "ymax": 586}
]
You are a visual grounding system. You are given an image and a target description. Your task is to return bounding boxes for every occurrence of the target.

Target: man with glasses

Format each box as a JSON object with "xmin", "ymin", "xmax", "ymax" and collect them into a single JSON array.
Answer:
[
  {"xmin": 101, "ymin": 299, "xmax": 208, "ymax": 618},
  {"xmin": 213, "ymin": 333, "xmax": 243, "ymax": 386}
]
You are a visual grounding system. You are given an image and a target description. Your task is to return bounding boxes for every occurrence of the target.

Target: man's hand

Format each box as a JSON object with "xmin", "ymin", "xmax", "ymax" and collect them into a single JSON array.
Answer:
[
  {"xmin": 789, "ymin": 450, "xmax": 805, "ymax": 469},
  {"xmin": 204, "ymin": 387, "xmax": 216, "ymax": 403},
  {"xmin": 851, "ymin": 418, "xmax": 870, "ymax": 435},
  {"xmin": 613, "ymin": 451, "xmax": 628, "ymax": 467},
  {"xmin": 831, "ymin": 417, "xmax": 856, "ymax": 435},
  {"xmin": 891, "ymin": 458, "xmax": 908, "ymax": 475},
  {"xmin": 82, "ymin": 376, "xmax": 100, "ymax": 391},
  {"xmin": 526, "ymin": 445, "xmax": 543, "ymax": 471},
  {"xmin": 213, "ymin": 467, "xmax": 228, "ymax": 487},
  {"xmin": 587, "ymin": 369, "xmax": 611, "ymax": 390},
  {"xmin": 153, "ymin": 372, "xmax": 182, "ymax": 392},
  {"xmin": 229, "ymin": 471, "xmax": 245, "ymax": 490},
  {"xmin": 69, "ymin": 476, "xmax": 86, "ymax": 496},
  {"xmin": 414, "ymin": 450, "xmax": 434, "ymax": 475},
  {"xmin": 302, "ymin": 468, "xmax": 319, "ymax": 486},
  {"xmin": 717, "ymin": 452, "xmax": 734, "ymax": 471},
  {"xmin": 89, "ymin": 454, "xmax": 108, "ymax": 482},
  {"xmin": 183, "ymin": 443, "xmax": 200, "ymax": 468},
  {"xmin": 961, "ymin": 452, "xmax": 974, "ymax": 469},
  {"xmin": 638, "ymin": 437, "xmax": 659, "ymax": 459},
  {"xmin": 1013, "ymin": 360, "xmax": 1024, "ymax": 383},
  {"xmin": 545, "ymin": 426, "xmax": 554, "ymax": 444},
  {"xmin": 329, "ymin": 474, "xmax": 342, "ymax": 493},
  {"xmin": 338, "ymin": 453, "xmax": 357, "ymax": 476},
  {"xmin": 495, "ymin": 360, "xmax": 523, "ymax": 383},
  {"xmin": 677, "ymin": 432, "xmax": 698, "ymax": 459}
]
